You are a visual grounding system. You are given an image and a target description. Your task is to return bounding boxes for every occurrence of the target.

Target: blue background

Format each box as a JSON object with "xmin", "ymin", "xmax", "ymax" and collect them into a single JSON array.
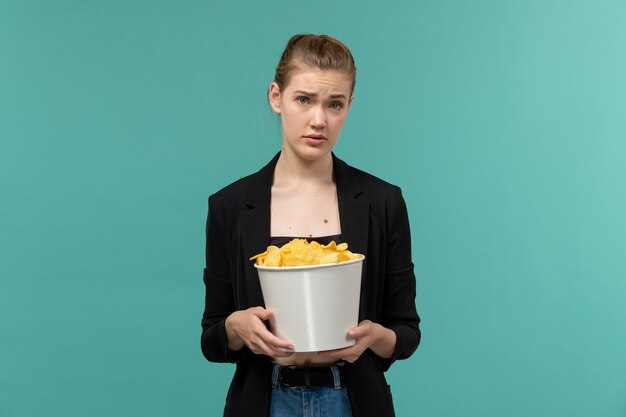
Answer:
[{"xmin": 1, "ymin": 1, "xmax": 625, "ymax": 416}]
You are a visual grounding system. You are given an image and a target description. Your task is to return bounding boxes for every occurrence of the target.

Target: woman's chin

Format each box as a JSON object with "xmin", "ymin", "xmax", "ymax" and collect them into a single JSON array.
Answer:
[
  {"xmin": 283, "ymin": 144, "xmax": 333, "ymax": 162},
  {"xmin": 300, "ymin": 148, "xmax": 333, "ymax": 162}
]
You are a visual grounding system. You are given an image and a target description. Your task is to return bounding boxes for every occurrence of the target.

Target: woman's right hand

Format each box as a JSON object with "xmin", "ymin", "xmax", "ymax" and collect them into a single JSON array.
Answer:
[{"xmin": 225, "ymin": 307, "xmax": 294, "ymax": 357}]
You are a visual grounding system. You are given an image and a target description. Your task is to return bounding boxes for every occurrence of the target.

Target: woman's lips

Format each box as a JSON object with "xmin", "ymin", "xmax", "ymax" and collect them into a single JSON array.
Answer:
[{"xmin": 303, "ymin": 135, "xmax": 326, "ymax": 146}]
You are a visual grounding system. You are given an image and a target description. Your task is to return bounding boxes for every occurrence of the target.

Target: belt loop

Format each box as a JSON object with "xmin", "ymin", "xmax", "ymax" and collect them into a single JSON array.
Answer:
[
  {"xmin": 330, "ymin": 365, "xmax": 341, "ymax": 390},
  {"xmin": 271, "ymin": 363, "xmax": 281, "ymax": 388}
]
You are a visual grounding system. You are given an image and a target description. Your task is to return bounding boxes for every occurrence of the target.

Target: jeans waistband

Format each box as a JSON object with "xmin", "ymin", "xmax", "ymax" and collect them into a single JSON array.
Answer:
[{"xmin": 271, "ymin": 362, "xmax": 346, "ymax": 389}]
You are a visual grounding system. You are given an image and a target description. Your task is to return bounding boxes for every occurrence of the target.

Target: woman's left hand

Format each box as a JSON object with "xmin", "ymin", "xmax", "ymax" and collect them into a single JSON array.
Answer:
[{"xmin": 318, "ymin": 320, "xmax": 396, "ymax": 363}]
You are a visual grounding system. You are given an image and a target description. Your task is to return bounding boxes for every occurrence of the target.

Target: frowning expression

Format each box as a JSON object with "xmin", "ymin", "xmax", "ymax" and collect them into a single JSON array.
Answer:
[{"xmin": 269, "ymin": 65, "xmax": 353, "ymax": 162}]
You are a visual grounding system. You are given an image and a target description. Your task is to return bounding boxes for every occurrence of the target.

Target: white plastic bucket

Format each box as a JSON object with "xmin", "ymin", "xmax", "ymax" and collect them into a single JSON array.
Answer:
[{"xmin": 255, "ymin": 257, "xmax": 364, "ymax": 352}]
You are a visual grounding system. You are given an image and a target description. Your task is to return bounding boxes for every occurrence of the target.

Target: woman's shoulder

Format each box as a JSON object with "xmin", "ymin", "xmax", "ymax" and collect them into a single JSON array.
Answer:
[
  {"xmin": 209, "ymin": 173, "xmax": 252, "ymax": 202},
  {"xmin": 335, "ymin": 156, "xmax": 404, "ymax": 200},
  {"xmin": 208, "ymin": 154, "xmax": 277, "ymax": 208},
  {"xmin": 207, "ymin": 173, "xmax": 259, "ymax": 214}
]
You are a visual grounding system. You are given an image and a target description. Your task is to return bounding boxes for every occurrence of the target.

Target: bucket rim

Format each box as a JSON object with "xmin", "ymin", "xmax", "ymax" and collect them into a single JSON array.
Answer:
[{"xmin": 253, "ymin": 256, "xmax": 364, "ymax": 272}]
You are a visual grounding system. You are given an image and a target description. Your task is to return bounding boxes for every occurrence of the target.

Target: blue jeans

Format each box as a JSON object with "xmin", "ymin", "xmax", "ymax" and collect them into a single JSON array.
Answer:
[{"xmin": 269, "ymin": 363, "xmax": 354, "ymax": 417}]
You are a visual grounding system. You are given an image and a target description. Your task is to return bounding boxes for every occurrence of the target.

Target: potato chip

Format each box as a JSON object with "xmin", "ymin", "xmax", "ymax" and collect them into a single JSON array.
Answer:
[
  {"xmin": 319, "ymin": 252, "xmax": 340, "ymax": 264},
  {"xmin": 263, "ymin": 246, "xmax": 282, "ymax": 267},
  {"xmin": 336, "ymin": 243, "xmax": 348, "ymax": 251},
  {"xmin": 250, "ymin": 238, "xmax": 363, "ymax": 267}
]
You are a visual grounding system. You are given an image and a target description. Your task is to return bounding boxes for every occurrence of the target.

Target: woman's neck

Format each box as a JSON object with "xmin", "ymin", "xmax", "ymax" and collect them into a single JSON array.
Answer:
[{"xmin": 273, "ymin": 149, "xmax": 334, "ymax": 186}]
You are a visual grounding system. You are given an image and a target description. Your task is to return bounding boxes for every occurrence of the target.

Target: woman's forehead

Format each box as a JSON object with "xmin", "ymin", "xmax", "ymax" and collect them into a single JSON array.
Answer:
[{"xmin": 285, "ymin": 66, "xmax": 352, "ymax": 96}]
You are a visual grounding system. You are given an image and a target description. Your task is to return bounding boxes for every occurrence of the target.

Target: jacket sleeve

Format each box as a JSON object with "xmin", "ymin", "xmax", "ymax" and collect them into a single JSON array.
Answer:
[
  {"xmin": 378, "ymin": 186, "xmax": 421, "ymax": 371},
  {"xmin": 200, "ymin": 194, "xmax": 246, "ymax": 363}
]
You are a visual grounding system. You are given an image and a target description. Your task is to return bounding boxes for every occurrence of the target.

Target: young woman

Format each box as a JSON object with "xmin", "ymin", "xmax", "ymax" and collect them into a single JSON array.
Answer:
[{"xmin": 201, "ymin": 34, "xmax": 421, "ymax": 417}]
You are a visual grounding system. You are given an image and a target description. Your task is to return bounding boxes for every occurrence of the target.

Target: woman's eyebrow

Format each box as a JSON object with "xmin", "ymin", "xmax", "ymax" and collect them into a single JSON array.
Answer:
[{"xmin": 293, "ymin": 90, "xmax": 347, "ymax": 100}]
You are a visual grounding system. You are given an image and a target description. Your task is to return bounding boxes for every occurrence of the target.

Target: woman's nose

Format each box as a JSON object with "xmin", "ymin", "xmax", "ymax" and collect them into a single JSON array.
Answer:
[{"xmin": 310, "ymin": 106, "xmax": 327, "ymax": 129}]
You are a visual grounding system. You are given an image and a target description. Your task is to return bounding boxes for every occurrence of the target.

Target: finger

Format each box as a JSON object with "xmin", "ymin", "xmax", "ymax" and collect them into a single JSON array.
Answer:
[
  {"xmin": 259, "ymin": 310, "xmax": 273, "ymax": 321},
  {"xmin": 250, "ymin": 322, "xmax": 294, "ymax": 350},
  {"xmin": 251, "ymin": 306, "xmax": 272, "ymax": 320},
  {"xmin": 263, "ymin": 331, "xmax": 294, "ymax": 350},
  {"xmin": 350, "ymin": 320, "xmax": 374, "ymax": 338},
  {"xmin": 347, "ymin": 325, "xmax": 364, "ymax": 338},
  {"xmin": 252, "ymin": 338, "xmax": 293, "ymax": 357},
  {"xmin": 249, "ymin": 338, "xmax": 274, "ymax": 356},
  {"xmin": 263, "ymin": 308, "xmax": 276, "ymax": 319},
  {"xmin": 268, "ymin": 344, "xmax": 295, "ymax": 357},
  {"xmin": 247, "ymin": 335, "xmax": 283, "ymax": 356}
]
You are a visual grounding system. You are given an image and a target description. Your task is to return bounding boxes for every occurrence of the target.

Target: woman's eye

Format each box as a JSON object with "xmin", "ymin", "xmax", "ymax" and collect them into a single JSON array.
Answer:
[
  {"xmin": 296, "ymin": 96, "xmax": 310, "ymax": 105},
  {"xmin": 329, "ymin": 102, "xmax": 344, "ymax": 110}
]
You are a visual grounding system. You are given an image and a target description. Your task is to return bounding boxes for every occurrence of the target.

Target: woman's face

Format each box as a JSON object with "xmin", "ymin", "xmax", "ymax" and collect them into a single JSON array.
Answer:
[{"xmin": 269, "ymin": 65, "xmax": 353, "ymax": 162}]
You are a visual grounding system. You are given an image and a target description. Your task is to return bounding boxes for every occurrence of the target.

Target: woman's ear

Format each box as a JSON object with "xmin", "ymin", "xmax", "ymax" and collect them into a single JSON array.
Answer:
[{"xmin": 268, "ymin": 82, "xmax": 281, "ymax": 114}]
